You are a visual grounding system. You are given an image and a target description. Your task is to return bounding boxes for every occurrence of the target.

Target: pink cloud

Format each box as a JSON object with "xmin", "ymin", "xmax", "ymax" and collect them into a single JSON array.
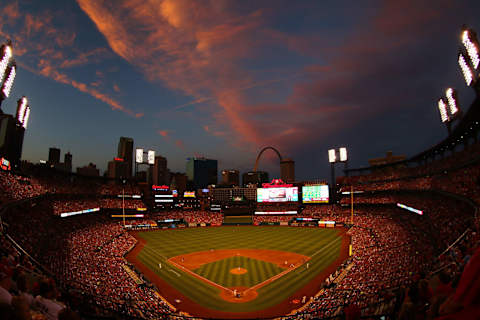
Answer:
[
  {"xmin": 175, "ymin": 140, "xmax": 185, "ymax": 149},
  {"xmin": 0, "ymin": 3, "xmax": 140, "ymax": 118},
  {"xmin": 158, "ymin": 130, "xmax": 169, "ymax": 137},
  {"xmin": 76, "ymin": 0, "xmax": 459, "ymax": 156}
]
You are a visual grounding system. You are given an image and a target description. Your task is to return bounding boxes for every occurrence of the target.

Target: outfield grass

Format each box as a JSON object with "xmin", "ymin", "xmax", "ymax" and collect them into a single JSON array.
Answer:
[
  {"xmin": 135, "ymin": 226, "xmax": 344, "ymax": 313},
  {"xmin": 195, "ymin": 255, "xmax": 284, "ymax": 288}
]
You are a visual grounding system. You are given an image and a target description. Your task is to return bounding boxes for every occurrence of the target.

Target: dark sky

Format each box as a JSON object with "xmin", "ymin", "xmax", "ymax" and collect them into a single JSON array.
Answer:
[{"xmin": 1, "ymin": 0, "xmax": 479, "ymax": 181}]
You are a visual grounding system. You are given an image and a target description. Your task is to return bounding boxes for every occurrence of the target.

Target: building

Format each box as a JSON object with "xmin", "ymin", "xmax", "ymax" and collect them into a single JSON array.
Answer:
[
  {"xmin": 0, "ymin": 113, "xmax": 24, "ymax": 167},
  {"xmin": 135, "ymin": 170, "xmax": 147, "ymax": 182},
  {"xmin": 117, "ymin": 137, "xmax": 134, "ymax": 178},
  {"xmin": 107, "ymin": 157, "xmax": 128, "ymax": 179},
  {"xmin": 280, "ymin": 158, "xmax": 295, "ymax": 183},
  {"xmin": 221, "ymin": 169, "xmax": 239, "ymax": 186},
  {"xmin": 368, "ymin": 151, "xmax": 406, "ymax": 168},
  {"xmin": 242, "ymin": 171, "xmax": 269, "ymax": 187},
  {"xmin": 186, "ymin": 157, "xmax": 217, "ymax": 189},
  {"xmin": 211, "ymin": 186, "xmax": 257, "ymax": 203},
  {"xmin": 64, "ymin": 152, "xmax": 72, "ymax": 173},
  {"xmin": 170, "ymin": 172, "xmax": 187, "ymax": 194},
  {"xmin": 153, "ymin": 155, "xmax": 169, "ymax": 186},
  {"xmin": 77, "ymin": 163, "xmax": 100, "ymax": 177},
  {"xmin": 48, "ymin": 147, "xmax": 60, "ymax": 165}
]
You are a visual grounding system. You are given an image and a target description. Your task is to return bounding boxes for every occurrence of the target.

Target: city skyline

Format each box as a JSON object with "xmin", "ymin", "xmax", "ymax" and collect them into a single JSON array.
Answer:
[{"xmin": 1, "ymin": 1, "xmax": 479, "ymax": 180}]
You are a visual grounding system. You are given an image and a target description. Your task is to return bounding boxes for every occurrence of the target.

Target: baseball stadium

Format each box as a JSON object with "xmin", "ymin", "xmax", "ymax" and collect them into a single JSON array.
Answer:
[{"xmin": 1, "ymin": 5, "xmax": 480, "ymax": 320}]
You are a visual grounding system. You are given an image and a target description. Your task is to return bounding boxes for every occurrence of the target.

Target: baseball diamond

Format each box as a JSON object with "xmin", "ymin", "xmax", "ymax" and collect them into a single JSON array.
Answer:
[{"xmin": 126, "ymin": 226, "xmax": 350, "ymax": 318}]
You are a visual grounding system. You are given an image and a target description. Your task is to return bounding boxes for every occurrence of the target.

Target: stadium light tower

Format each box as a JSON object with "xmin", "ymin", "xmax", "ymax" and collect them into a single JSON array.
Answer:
[
  {"xmin": 0, "ymin": 40, "xmax": 15, "ymax": 111},
  {"xmin": 134, "ymin": 148, "xmax": 155, "ymax": 182},
  {"xmin": 16, "ymin": 96, "xmax": 30, "ymax": 129},
  {"xmin": 459, "ymin": 26, "xmax": 480, "ymax": 94},
  {"xmin": 437, "ymin": 88, "xmax": 461, "ymax": 135},
  {"xmin": 328, "ymin": 147, "xmax": 348, "ymax": 203}
]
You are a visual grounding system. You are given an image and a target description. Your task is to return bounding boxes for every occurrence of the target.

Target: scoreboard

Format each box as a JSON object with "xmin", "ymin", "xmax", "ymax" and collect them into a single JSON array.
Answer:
[{"xmin": 302, "ymin": 185, "xmax": 329, "ymax": 203}]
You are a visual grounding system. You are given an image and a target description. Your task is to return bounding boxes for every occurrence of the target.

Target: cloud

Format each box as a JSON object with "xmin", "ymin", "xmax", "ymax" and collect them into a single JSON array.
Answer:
[
  {"xmin": 0, "ymin": 2, "xmax": 140, "ymax": 118},
  {"xmin": 36, "ymin": 59, "xmax": 138, "ymax": 116},
  {"xmin": 76, "ymin": 0, "xmax": 465, "ymax": 158},
  {"xmin": 175, "ymin": 139, "xmax": 185, "ymax": 149},
  {"xmin": 113, "ymin": 83, "xmax": 120, "ymax": 92},
  {"xmin": 60, "ymin": 48, "xmax": 110, "ymax": 68},
  {"xmin": 157, "ymin": 130, "xmax": 169, "ymax": 137}
]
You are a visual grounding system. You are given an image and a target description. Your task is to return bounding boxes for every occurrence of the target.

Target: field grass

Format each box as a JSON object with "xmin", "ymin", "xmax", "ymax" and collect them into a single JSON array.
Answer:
[
  {"xmin": 134, "ymin": 226, "xmax": 344, "ymax": 313},
  {"xmin": 194, "ymin": 255, "xmax": 284, "ymax": 288}
]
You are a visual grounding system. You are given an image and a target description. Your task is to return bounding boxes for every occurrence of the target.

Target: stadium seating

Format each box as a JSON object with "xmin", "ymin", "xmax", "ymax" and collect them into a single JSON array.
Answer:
[{"xmin": 0, "ymin": 140, "xmax": 479, "ymax": 319}]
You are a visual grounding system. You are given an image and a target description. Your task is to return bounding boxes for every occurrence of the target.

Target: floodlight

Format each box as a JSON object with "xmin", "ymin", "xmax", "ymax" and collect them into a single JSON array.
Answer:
[
  {"xmin": 0, "ymin": 45, "xmax": 12, "ymax": 82},
  {"xmin": 328, "ymin": 149, "xmax": 336, "ymax": 163},
  {"xmin": 16, "ymin": 97, "xmax": 28, "ymax": 123},
  {"xmin": 135, "ymin": 148, "xmax": 143, "ymax": 163},
  {"xmin": 458, "ymin": 53, "xmax": 473, "ymax": 86},
  {"xmin": 462, "ymin": 29, "xmax": 479, "ymax": 69},
  {"xmin": 147, "ymin": 150, "xmax": 155, "ymax": 165},
  {"xmin": 1, "ymin": 64, "xmax": 15, "ymax": 97},
  {"xmin": 445, "ymin": 88, "xmax": 458, "ymax": 116},
  {"xmin": 23, "ymin": 106, "xmax": 30, "ymax": 129},
  {"xmin": 438, "ymin": 98, "xmax": 449, "ymax": 123},
  {"xmin": 339, "ymin": 147, "xmax": 347, "ymax": 162}
]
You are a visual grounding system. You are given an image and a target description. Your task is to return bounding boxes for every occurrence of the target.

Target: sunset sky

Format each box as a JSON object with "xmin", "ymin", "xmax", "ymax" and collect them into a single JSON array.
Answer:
[{"xmin": 1, "ymin": 0, "xmax": 479, "ymax": 180}]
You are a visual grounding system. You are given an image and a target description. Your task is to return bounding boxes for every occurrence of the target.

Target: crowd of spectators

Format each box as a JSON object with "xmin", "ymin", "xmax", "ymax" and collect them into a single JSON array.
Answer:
[
  {"xmin": 253, "ymin": 215, "xmax": 293, "ymax": 225},
  {"xmin": 100, "ymin": 198, "xmax": 145, "ymax": 209},
  {"xmin": 0, "ymin": 229, "xmax": 79, "ymax": 320},
  {"xmin": 338, "ymin": 143, "xmax": 480, "ymax": 187},
  {"xmin": 256, "ymin": 203, "xmax": 299, "ymax": 212},
  {"xmin": 1, "ymin": 141, "xmax": 479, "ymax": 319},
  {"xmin": 152, "ymin": 210, "xmax": 223, "ymax": 226},
  {"xmin": 339, "ymin": 195, "xmax": 395, "ymax": 205},
  {"xmin": 1, "ymin": 202, "xmax": 180, "ymax": 319},
  {"xmin": 288, "ymin": 192, "xmax": 477, "ymax": 319},
  {"xmin": 50, "ymin": 198, "xmax": 146, "ymax": 215},
  {"xmin": 0, "ymin": 168, "xmax": 142, "ymax": 201},
  {"xmin": 338, "ymin": 143, "xmax": 480, "ymax": 206},
  {"xmin": 0, "ymin": 171, "xmax": 47, "ymax": 204}
]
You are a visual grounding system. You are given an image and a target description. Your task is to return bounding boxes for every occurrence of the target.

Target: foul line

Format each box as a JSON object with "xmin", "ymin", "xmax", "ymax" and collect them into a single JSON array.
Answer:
[
  {"xmin": 310, "ymin": 234, "xmax": 343, "ymax": 259},
  {"xmin": 245, "ymin": 234, "xmax": 343, "ymax": 294},
  {"xmin": 167, "ymin": 259, "xmax": 235, "ymax": 294},
  {"xmin": 167, "ymin": 234, "xmax": 343, "ymax": 297},
  {"xmin": 168, "ymin": 269, "xmax": 181, "ymax": 277},
  {"xmin": 244, "ymin": 261, "xmax": 304, "ymax": 294}
]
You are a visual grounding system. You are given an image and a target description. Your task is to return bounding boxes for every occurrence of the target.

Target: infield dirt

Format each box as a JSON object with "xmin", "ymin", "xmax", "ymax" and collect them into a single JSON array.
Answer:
[
  {"xmin": 126, "ymin": 228, "xmax": 350, "ymax": 319},
  {"xmin": 169, "ymin": 248, "xmax": 309, "ymax": 270}
]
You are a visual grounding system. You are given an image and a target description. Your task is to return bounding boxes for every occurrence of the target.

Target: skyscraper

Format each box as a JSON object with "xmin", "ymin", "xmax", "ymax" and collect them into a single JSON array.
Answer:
[
  {"xmin": 280, "ymin": 158, "xmax": 295, "ymax": 183},
  {"xmin": 117, "ymin": 137, "xmax": 133, "ymax": 178},
  {"xmin": 170, "ymin": 172, "xmax": 187, "ymax": 194},
  {"xmin": 186, "ymin": 157, "xmax": 218, "ymax": 189},
  {"xmin": 64, "ymin": 152, "xmax": 72, "ymax": 173},
  {"xmin": 221, "ymin": 169, "xmax": 239, "ymax": 186},
  {"xmin": 242, "ymin": 171, "xmax": 269, "ymax": 187},
  {"xmin": 153, "ymin": 155, "xmax": 168, "ymax": 185},
  {"xmin": 48, "ymin": 147, "xmax": 60, "ymax": 165},
  {"xmin": 107, "ymin": 157, "xmax": 127, "ymax": 179}
]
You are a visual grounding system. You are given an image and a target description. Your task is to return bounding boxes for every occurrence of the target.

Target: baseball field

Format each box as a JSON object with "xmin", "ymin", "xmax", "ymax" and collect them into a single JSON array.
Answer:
[{"xmin": 126, "ymin": 226, "xmax": 349, "ymax": 319}]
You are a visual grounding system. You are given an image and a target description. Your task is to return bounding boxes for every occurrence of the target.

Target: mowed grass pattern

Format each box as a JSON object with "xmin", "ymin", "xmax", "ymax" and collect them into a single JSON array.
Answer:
[
  {"xmin": 194, "ymin": 256, "xmax": 284, "ymax": 288},
  {"xmin": 135, "ymin": 226, "xmax": 344, "ymax": 313}
]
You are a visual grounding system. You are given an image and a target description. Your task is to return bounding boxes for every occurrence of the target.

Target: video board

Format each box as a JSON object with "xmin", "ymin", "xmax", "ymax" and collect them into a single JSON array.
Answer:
[
  {"xmin": 302, "ymin": 185, "xmax": 329, "ymax": 203},
  {"xmin": 256, "ymin": 187, "xmax": 298, "ymax": 203}
]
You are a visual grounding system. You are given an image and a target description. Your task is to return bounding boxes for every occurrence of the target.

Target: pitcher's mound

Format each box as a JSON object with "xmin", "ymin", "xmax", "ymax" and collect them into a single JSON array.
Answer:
[
  {"xmin": 220, "ymin": 287, "xmax": 258, "ymax": 303},
  {"xmin": 230, "ymin": 267, "xmax": 247, "ymax": 275}
]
